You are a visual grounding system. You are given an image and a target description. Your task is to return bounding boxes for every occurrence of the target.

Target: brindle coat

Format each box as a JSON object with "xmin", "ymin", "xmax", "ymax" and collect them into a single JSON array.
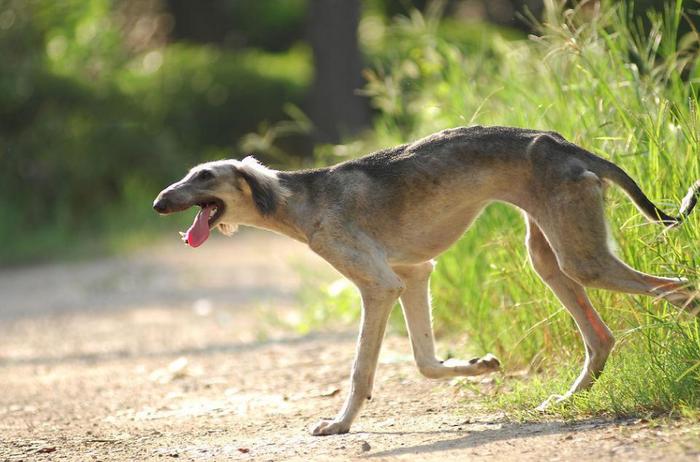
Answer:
[{"xmin": 154, "ymin": 126, "xmax": 700, "ymax": 435}]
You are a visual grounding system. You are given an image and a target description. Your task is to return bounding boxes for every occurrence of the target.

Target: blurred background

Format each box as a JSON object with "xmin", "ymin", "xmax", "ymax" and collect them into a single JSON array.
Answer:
[
  {"xmin": 0, "ymin": 0, "xmax": 535, "ymax": 264},
  {"xmin": 1, "ymin": 0, "xmax": 695, "ymax": 264}
]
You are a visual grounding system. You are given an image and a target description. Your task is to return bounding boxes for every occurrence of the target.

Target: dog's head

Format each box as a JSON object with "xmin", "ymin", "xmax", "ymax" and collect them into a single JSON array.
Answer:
[{"xmin": 153, "ymin": 156, "xmax": 286, "ymax": 247}]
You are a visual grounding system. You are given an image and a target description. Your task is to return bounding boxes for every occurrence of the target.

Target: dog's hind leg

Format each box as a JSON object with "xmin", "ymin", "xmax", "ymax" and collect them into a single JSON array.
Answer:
[
  {"xmin": 393, "ymin": 262, "xmax": 501, "ymax": 379},
  {"xmin": 525, "ymin": 216, "xmax": 615, "ymax": 409},
  {"xmin": 536, "ymin": 171, "xmax": 698, "ymax": 313}
]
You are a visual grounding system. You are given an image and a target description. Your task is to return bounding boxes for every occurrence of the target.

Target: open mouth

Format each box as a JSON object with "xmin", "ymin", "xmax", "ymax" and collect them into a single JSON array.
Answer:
[
  {"xmin": 197, "ymin": 198, "xmax": 226, "ymax": 228},
  {"xmin": 180, "ymin": 198, "xmax": 226, "ymax": 248}
]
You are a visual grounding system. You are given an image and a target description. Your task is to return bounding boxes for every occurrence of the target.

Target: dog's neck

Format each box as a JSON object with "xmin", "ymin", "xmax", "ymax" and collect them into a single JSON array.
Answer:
[
  {"xmin": 239, "ymin": 170, "xmax": 317, "ymax": 244},
  {"xmin": 247, "ymin": 205, "xmax": 310, "ymax": 243}
]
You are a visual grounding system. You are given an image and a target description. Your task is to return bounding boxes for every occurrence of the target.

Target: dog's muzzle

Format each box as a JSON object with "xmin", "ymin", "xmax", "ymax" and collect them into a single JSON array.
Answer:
[
  {"xmin": 153, "ymin": 197, "xmax": 168, "ymax": 214},
  {"xmin": 153, "ymin": 188, "xmax": 188, "ymax": 214}
]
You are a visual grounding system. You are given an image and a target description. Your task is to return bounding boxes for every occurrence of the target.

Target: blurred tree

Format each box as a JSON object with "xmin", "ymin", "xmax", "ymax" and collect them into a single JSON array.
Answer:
[
  {"xmin": 307, "ymin": 0, "xmax": 370, "ymax": 143},
  {"xmin": 164, "ymin": 0, "xmax": 231, "ymax": 45},
  {"xmin": 365, "ymin": 0, "xmax": 545, "ymax": 32},
  {"xmin": 114, "ymin": 0, "xmax": 173, "ymax": 54},
  {"xmin": 163, "ymin": 0, "xmax": 307, "ymax": 51}
]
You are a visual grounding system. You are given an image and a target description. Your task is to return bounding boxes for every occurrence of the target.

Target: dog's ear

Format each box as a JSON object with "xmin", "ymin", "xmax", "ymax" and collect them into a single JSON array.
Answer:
[{"xmin": 234, "ymin": 157, "xmax": 279, "ymax": 216}]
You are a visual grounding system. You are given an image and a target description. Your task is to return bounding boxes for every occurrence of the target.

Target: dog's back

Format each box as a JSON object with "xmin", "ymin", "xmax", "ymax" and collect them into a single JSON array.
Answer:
[{"xmin": 279, "ymin": 126, "xmax": 560, "ymax": 260}]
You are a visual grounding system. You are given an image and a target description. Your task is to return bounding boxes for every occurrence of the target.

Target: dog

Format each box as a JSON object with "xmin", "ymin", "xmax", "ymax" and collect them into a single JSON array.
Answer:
[{"xmin": 153, "ymin": 125, "xmax": 699, "ymax": 435}]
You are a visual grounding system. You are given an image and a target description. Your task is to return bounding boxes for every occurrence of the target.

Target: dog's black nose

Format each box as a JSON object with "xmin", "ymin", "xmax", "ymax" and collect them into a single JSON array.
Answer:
[{"xmin": 153, "ymin": 198, "xmax": 168, "ymax": 213}]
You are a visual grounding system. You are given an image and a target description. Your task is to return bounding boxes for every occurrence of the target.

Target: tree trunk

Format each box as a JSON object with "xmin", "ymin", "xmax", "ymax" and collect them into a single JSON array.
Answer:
[{"xmin": 307, "ymin": 0, "xmax": 370, "ymax": 143}]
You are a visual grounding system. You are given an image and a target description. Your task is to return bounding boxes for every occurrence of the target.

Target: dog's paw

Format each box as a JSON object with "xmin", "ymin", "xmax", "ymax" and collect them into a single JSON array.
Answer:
[
  {"xmin": 310, "ymin": 419, "xmax": 350, "ymax": 436},
  {"xmin": 535, "ymin": 393, "xmax": 570, "ymax": 412},
  {"xmin": 476, "ymin": 353, "xmax": 501, "ymax": 371},
  {"xmin": 444, "ymin": 353, "xmax": 501, "ymax": 375}
]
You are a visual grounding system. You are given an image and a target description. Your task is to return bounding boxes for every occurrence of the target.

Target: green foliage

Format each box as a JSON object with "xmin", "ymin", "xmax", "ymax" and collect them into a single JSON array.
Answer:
[
  {"xmin": 0, "ymin": 0, "xmax": 311, "ymax": 263},
  {"xmin": 309, "ymin": 0, "xmax": 700, "ymax": 417},
  {"xmin": 224, "ymin": 0, "xmax": 308, "ymax": 51},
  {"xmin": 117, "ymin": 44, "xmax": 311, "ymax": 153}
]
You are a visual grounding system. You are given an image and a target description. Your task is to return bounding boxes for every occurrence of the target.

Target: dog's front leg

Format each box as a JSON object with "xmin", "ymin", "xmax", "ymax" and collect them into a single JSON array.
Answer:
[
  {"xmin": 311, "ymin": 280, "xmax": 401, "ymax": 435},
  {"xmin": 394, "ymin": 262, "xmax": 501, "ymax": 378},
  {"xmin": 310, "ymin": 238, "xmax": 403, "ymax": 436}
]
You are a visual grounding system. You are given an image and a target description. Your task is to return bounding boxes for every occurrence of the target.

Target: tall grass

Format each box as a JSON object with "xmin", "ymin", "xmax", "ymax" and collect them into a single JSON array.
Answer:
[{"xmin": 306, "ymin": 1, "xmax": 700, "ymax": 417}]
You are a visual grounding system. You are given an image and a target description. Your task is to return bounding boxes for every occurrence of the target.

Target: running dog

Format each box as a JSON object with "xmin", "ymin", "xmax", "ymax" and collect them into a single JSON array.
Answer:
[{"xmin": 153, "ymin": 126, "xmax": 699, "ymax": 435}]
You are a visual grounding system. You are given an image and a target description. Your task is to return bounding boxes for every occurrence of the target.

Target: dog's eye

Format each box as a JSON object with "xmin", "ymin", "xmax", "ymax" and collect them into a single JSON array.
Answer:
[{"xmin": 196, "ymin": 170, "xmax": 214, "ymax": 181}]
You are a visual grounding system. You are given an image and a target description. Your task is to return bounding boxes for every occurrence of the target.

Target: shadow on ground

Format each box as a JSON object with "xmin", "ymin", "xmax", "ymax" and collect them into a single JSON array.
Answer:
[{"xmin": 364, "ymin": 417, "xmax": 622, "ymax": 458}]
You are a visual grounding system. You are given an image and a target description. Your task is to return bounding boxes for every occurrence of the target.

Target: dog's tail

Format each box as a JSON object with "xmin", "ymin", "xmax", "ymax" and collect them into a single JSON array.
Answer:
[{"xmin": 587, "ymin": 156, "xmax": 700, "ymax": 227}]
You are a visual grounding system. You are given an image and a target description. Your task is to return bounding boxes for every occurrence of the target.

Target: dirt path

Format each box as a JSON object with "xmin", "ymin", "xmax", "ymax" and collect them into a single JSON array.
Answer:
[{"xmin": 1, "ymin": 231, "xmax": 698, "ymax": 461}]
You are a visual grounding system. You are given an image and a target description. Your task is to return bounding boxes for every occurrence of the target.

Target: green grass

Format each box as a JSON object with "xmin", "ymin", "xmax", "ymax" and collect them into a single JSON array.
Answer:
[{"xmin": 304, "ymin": 0, "xmax": 700, "ymax": 419}]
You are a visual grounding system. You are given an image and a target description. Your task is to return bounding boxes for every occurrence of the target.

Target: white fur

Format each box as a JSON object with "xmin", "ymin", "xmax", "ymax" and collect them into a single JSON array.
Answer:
[{"xmin": 235, "ymin": 156, "xmax": 291, "ymax": 202}]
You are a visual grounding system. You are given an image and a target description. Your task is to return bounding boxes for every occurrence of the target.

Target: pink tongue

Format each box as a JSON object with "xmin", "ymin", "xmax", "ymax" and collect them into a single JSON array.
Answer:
[{"xmin": 184, "ymin": 205, "xmax": 214, "ymax": 248}]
